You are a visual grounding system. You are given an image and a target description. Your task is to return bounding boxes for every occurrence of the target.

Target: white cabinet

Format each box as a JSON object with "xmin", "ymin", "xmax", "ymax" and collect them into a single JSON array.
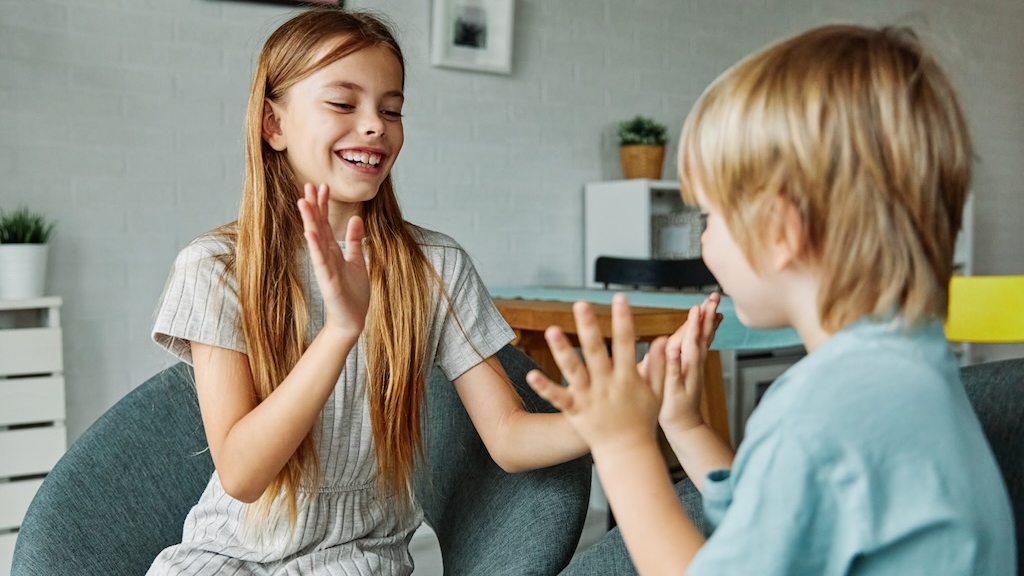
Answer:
[
  {"xmin": 583, "ymin": 179, "xmax": 701, "ymax": 287},
  {"xmin": 0, "ymin": 297, "xmax": 66, "ymax": 574}
]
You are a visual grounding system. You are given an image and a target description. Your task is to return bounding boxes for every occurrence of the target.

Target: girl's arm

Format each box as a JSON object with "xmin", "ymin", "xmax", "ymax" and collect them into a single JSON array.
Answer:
[
  {"xmin": 453, "ymin": 355, "xmax": 589, "ymax": 472},
  {"xmin": 193, "ymin": 183, "xmax": 370, "ymax": 502},
  {"xmin": 192, "ymin": 328, "xmax": 355, "ymax": 502}
]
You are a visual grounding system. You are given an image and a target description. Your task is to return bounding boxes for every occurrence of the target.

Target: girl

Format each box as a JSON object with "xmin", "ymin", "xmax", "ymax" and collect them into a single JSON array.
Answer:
[{"xmin": 148, "ymin": 8, "xmax": 585, "ymax": 575}]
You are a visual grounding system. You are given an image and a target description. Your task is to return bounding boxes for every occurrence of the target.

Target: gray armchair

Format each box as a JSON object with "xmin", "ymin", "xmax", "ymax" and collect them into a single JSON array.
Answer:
[
  {"xmin": 12, "ymin": 344, "xmax": 592, "ymax": 576},
  {"xmin": 561, "ymin": 357, "xmax": 1024, "ymax": 575}
]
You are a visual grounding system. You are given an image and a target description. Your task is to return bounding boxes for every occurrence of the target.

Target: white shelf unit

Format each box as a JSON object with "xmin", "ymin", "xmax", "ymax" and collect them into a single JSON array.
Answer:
[
  {"xmin": 0, "ymin": 297, "xmax": 66, "ymax": 574},
  {"xmin": 583, "ymin": 179, "xmax": 700, "ymax": 287}
]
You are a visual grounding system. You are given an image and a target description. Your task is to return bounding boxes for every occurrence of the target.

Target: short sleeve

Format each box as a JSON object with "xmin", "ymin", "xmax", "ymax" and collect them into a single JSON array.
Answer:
[
  {"xmin": 688, "ymin": 429, "xmax": 834, "ymax": 576},
  {"xmin": 432, "ymin": 246, "xmax": 515, "ymax": 381},
  {"xmin": 152, "ymin": 237, "xmax": 246, "ymax": 365}
]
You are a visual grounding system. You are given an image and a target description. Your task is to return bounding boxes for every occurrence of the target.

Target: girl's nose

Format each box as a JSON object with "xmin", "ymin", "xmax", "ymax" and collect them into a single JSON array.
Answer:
[{"xmin": 361, "ymin": 110, "xmax": 385, "ymax": 137}]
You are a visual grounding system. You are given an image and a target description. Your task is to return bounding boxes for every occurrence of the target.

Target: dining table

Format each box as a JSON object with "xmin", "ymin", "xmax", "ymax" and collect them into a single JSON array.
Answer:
[{"xmin": 490, "ymin": 286, "xmax": 805, "ymax": 467}]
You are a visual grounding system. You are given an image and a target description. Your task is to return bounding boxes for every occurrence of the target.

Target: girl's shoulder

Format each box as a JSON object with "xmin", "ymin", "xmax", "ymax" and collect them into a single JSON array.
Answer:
[
  {"xmin": 406, "ymin": 223, "xmax": 463, "ymax": 252},
  {"xmin": 183, "ymin": 230, "xmax": 235, "ymax": 256}
]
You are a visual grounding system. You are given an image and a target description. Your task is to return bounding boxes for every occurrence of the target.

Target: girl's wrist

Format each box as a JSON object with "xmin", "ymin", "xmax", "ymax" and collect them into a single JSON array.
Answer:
[{"xmin": 318, "ymin": 322, "xmax": 362, "ymax": 349}]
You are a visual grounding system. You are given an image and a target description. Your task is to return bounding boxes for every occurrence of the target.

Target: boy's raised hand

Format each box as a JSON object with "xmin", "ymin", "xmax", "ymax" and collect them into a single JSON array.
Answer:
[
  {"xmin": 297, "ymin": 182, "xmax": 371, "ymax": 343},
  {"xmin": 656, "ymin": 293, "xmax": 722, "ymax": 434},
  {"xmin": 526, "ymin": 293, "xmax": 666, "ymax": 453}
]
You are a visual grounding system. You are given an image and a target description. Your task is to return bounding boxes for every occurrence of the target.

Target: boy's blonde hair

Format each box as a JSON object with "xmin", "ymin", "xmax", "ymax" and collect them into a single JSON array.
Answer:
[{"xmin": 679, "ymin": 25, "xmax": 972, "ymax": 331}]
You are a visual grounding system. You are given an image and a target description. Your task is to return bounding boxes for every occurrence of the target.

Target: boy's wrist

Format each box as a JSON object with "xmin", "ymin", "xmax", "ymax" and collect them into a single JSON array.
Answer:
[
  {"xmin": 589, "ymin": 428, "xmax": 659, "ymax": 465},
  {"xmin": 660, "ymin": 413, "xmax": 705, "ymax": 437}
]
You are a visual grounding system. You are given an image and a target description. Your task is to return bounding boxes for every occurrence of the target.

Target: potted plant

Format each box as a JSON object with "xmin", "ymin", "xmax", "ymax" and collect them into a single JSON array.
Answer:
[
  {"xmin": 617, "ymin": 115, "xmax": 669, "ymax": 179},
  {"xmin": 0, "ymin": 206, "xmax": 56, "ymax": 300}
]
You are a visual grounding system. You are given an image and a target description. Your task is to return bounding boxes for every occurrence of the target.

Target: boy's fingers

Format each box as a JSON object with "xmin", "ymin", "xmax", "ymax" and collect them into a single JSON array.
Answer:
[
  {"xmin": 527, "ymin": 369, "xmax": 574, "ymax": 412},
  {"xmin": 609, "ymin": 293, "xmax": 638, "ymax": 372},
  {"xmin": 571, "ymin": 301, "xmax": 612, "ymax": 375},
  {"xmin": 544, "ymin": 326, "xmax": 590, "ymax": 388},
  {"xmin": 646, "ymin": 337, "xmax": 668, "ymax": 399}
]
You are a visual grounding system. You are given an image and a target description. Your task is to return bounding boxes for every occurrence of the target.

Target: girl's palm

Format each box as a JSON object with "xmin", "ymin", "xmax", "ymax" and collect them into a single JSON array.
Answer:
[{"xmin": 297, "ymin": 183, "xmax": 370, "ymax": 341}]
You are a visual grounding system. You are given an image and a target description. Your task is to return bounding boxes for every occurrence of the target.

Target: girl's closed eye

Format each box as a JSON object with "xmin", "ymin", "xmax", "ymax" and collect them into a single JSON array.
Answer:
[{"xmin": 329, "ymin": 102, "xmax": 355, "ymax": 111}]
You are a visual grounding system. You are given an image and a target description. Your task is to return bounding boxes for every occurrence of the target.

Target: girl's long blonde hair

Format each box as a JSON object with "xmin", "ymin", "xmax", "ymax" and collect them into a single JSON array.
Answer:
[{"xmin": 217, "ymin": 8, "xmax": 434, "ymax": 522}]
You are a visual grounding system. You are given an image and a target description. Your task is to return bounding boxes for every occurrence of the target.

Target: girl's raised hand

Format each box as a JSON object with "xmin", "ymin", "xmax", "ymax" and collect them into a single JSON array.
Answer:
[
  {"xmin": 526, "ymin": 293, "xmax": 666, "ymax": 454},
  {"xmin": 297, "ymin": 182, "xmax": 371, "ymax": 343},
  {"xmin": 657, "ymin": 293, "xmax": 722, "ymax": 434}
]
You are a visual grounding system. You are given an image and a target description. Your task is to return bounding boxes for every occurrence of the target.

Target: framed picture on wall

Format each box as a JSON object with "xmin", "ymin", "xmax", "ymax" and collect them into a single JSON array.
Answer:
[
  {"xmin": 216, "ymin": 0, "xmax": 343, "ymax": 6},
  {"xmin": 431, "ymin": 0, "xmax": 515, "ymax": 75}
]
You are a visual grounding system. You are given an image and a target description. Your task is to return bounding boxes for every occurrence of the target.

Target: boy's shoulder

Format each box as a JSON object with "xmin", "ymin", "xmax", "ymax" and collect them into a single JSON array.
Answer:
[{"xmin": 752, "ymin": 317, "xmax": 961, "ymax": 441}]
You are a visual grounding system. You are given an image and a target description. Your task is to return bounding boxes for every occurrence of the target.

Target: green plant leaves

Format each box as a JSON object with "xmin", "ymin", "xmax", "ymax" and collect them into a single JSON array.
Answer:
[
  {"xmin": 617, "ymin": 115, "xmax": 668, "ymax": 146},
  {"xmin": 0, "ymin": 206, "xmax": 56, "ymax": 244}
]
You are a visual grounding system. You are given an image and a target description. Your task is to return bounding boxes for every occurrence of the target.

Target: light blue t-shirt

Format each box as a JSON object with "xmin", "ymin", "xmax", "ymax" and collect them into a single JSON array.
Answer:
[{"xmin": 689, "ymin": 318, "xmax": 1016, "ymax": 575}]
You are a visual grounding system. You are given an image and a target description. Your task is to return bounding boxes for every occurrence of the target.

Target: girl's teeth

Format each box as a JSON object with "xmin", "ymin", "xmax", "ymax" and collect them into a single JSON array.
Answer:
[{"xmin": 342, "ymin": 151, "xmax": 382, "ymax": 166}]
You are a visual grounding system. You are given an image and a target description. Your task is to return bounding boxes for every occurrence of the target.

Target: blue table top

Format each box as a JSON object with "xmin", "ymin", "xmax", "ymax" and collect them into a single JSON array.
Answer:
[{"xmin": 489, "ymin": 286, "xmax": 803, "ymax": 352}]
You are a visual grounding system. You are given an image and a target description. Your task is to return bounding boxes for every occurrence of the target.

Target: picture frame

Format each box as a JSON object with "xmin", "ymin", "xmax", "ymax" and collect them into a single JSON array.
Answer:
[
  {"xmin": 431, "ymin": 0, "xmax": 515, "ymax": 75},
  {"xmin": 215, "ymin": 0, "xmax": 343, "ymax": 7}
]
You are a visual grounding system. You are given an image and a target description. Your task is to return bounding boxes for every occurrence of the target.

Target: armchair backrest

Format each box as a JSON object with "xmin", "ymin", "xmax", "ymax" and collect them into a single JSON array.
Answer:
[
  {"xmin": 959, "ymin": 357, "xmax": 1024, "ymax": 572},
  {"xmin": 12, "ymin": 344, "xmax": 591, "ymax": 576}
]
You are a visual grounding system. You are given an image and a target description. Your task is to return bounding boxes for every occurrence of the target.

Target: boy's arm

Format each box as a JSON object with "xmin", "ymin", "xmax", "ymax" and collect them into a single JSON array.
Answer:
[
  {"xmin": 651, "ymin": 293, "xmax": 735, "ymax": 491},
  {"xmin": 528, "ymin": 294, "xmax": 706, "ymax": 575},
  {"xmin": 593, "ymin": 436, "xmax": 705, "ymax": 575},
  {"xmin": 661, "ymin": 422, "xmax": 735, "ymax": 492}
]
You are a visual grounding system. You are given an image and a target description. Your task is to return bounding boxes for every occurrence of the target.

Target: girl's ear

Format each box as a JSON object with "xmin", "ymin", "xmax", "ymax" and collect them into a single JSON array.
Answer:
[{"xmin": 262, "ymin": 100, "xmax": 287, "ymax": 151}]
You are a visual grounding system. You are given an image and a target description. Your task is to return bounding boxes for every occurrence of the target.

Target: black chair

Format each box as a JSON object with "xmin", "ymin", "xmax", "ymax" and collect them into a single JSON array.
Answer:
[
  {"xmin": 12, "ymin": 344, "xmax": 592, "ymax": 576},
  {"xmin": 594, "ymin": 256, "xmax": 718, "ymax": 291}
]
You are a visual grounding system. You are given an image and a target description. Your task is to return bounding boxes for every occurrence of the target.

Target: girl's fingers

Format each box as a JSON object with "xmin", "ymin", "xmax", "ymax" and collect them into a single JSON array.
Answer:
[
  {"xmin": 343, "ymin": 216, "xmax": 366, "ymax": 264},
  {"xmin": 609, "ymin": 293, "xmax": 638, "ymax": 373},
  {"xmin": 527, "ymin": 369, "xmax": 574, "ymax": 412}
]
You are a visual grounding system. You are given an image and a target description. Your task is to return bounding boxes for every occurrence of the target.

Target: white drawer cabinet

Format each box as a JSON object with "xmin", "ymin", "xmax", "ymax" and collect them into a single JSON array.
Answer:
[{"xmin": 0, "ymin": 297, "xmax": 66, "ymax": 575}]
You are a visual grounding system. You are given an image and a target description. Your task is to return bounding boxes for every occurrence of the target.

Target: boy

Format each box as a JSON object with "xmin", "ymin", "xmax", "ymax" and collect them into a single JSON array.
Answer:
[{"xmin": 531, "ymin": 24, "xmax": 1016, "ymax": 575}]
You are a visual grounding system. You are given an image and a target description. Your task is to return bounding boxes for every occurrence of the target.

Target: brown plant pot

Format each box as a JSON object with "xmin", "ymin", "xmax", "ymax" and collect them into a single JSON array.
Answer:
[{"xmin": 619, "ymin": 144, "xmax": 665, "ymax": 179}]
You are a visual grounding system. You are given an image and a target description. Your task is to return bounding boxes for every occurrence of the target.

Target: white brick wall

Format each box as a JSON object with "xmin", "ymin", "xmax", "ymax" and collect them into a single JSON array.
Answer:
[{"xmin": 1, "ymin": 0, "xmax": 1022, "ymax": 441}]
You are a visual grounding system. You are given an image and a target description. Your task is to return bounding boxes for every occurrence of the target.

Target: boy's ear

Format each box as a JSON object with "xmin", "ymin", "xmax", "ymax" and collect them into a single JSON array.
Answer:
[
  {"xmin": 767, "ymin": 194, "xmax": 807, "ymax": 271},
  {"xmin": 262, "ymin": 100, "xmax": 287, "ymax": 151}
]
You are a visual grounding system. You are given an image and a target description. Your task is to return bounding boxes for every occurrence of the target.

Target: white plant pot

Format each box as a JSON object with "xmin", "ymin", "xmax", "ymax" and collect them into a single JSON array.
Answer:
[{"xmin": 0, "ymin": 244, "xmax": 49, "ymax": 300}]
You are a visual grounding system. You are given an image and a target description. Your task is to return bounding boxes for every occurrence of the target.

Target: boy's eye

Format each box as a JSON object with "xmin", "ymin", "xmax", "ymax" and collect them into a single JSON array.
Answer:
[{"xmin": 381, "ymin": 110, "xmax": 404, "ymax": 119}]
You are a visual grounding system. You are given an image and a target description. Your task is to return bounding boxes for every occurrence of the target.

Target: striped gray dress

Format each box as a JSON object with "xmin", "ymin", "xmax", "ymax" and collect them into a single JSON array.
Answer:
[{"xmin": 147, "ymin": 225, "xmax": 514, "ymax": 575}]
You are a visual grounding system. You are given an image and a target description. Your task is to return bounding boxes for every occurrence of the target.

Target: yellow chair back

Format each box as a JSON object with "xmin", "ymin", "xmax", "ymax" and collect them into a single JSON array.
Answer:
[{"xmin": 945, "ymin": 276, "xmax": 1024, "ymax": 343}]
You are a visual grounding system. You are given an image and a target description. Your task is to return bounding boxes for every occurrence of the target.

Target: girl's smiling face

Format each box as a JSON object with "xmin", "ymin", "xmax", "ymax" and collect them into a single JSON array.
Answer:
[{"xmin": 263, "ymin": 43, "xmax": 405, "ymax": 220}]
